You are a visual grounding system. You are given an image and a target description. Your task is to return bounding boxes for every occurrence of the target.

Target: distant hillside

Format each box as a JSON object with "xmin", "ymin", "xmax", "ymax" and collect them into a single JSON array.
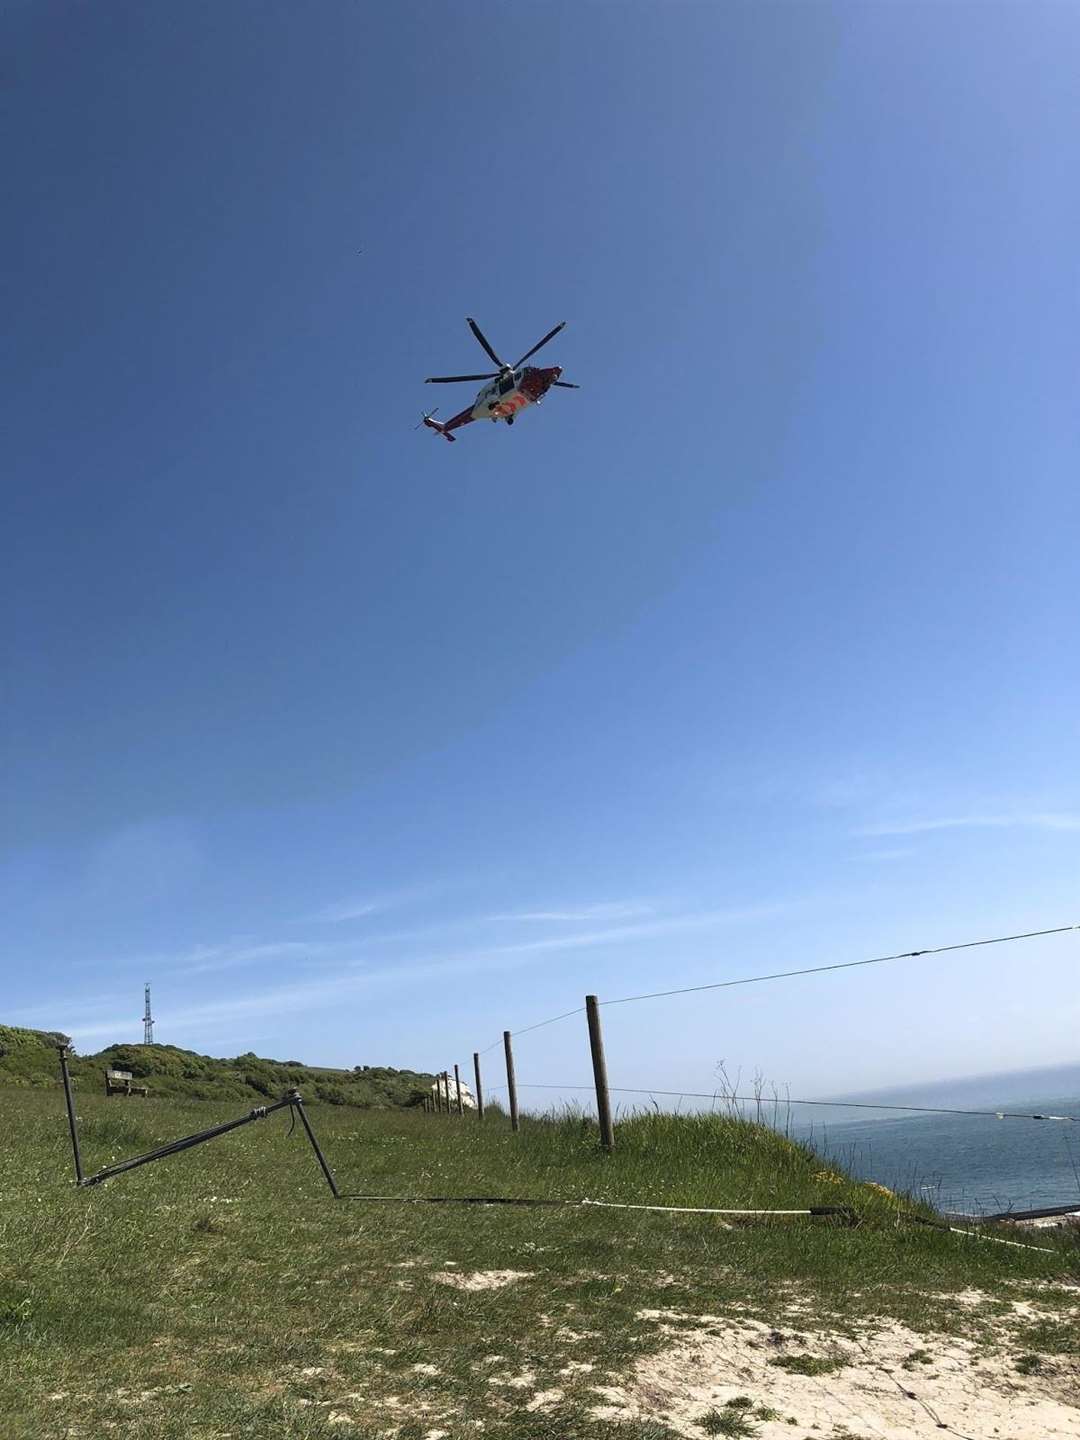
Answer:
[{"xmin": 0, "ymin": 1023, "xmax": 433, "ymax": 1109}]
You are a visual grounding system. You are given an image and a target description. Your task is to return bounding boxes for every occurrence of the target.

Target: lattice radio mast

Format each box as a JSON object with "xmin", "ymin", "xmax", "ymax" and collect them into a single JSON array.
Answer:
[{"xmin": 143, "ymin": 983, "xmax": 154, "ymax": 1045}]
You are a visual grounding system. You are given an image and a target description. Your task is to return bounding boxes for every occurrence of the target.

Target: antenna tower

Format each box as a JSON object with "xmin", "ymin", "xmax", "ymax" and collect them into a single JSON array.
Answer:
[{"xmin": 143, "ymin": 984, "xmax": 154, "ymax": 1045}]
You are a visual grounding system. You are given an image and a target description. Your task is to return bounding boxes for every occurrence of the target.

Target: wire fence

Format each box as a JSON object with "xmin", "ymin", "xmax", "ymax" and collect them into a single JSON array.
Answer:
[
  {"xmin": 49, "ymin": 919, "xmax": 1080, "ymax": 1242},
  {"xmin": 426, "ymin": 921, "xmax": 1080, "ymax": 1214},
  {"xmin": 51, "ymin": 919, "xmax": 1080, "ymax": 1232},
  {"xmin": 482, "ymin": 1083, "xmax": 1079, "ymax": 1125}
]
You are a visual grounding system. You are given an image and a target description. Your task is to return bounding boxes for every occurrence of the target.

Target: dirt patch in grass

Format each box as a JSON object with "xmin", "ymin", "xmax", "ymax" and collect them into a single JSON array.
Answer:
[
  {"xmin": 591, "ymin": 1310, "xmax": 1080, "ymax": 1438},
  {"xmin": 430, "ymin": 1269, "xmax": 533, "ymax": 1291}
]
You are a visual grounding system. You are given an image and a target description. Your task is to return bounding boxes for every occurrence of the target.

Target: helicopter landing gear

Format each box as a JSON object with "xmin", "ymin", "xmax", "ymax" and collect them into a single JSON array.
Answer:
[{"xmin": 506, "ymin": 415, "xmax": 514, "ymax": 426}]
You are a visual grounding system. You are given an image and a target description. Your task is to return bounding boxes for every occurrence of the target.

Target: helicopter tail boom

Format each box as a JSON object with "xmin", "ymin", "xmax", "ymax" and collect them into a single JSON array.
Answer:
[{"xmin": 422, "ymin": 413, "xmax": 456, "ymax": 442}]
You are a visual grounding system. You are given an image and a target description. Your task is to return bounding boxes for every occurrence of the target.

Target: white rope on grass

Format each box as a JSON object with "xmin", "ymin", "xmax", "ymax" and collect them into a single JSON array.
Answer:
[
  {"xmin": 581, "ymin": 1198, "xmax": 812, "ymax": 1216},
  {"xmin": 583, "ymin": 1202, "xmax": 1060, "ymax": 1253},
  {"xmin": 336, "ymin": 1196, "xmax": 1062, "ymax": 1252},
  {"xmin": 944, "ymin": 1225, "xmax": 1055, "ymax": 1254}
]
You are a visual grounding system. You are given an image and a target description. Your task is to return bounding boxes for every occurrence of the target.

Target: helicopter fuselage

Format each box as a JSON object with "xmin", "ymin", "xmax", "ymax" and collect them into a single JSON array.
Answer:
[
  {"xmin": 425, "ymin": 365, "xmax": 563, "ymax": 441},
  {"xmin": 473, "ymin": 365, "xmax": 560, "ymax": 419},
  {"xmin": 423, "ymin": 317, "xmax": 574, "ymax": 443}
]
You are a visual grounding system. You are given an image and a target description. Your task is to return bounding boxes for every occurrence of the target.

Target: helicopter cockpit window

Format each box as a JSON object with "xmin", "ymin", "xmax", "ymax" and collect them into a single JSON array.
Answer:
[{"xmin": 497, "ymin": 376, "xmax": 515, "ymax": 395}]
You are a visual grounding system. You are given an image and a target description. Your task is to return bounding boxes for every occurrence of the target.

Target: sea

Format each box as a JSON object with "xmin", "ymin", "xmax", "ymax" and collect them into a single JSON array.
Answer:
[{"xmin": 784, "ymin": 1071, "xmax": 1080, "ymax": 1215}]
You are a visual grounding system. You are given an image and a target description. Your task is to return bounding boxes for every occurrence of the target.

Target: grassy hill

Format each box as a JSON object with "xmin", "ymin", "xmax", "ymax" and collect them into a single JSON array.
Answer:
[
  {"xmin": 1, "ymin": 1085, "xmax": 1077, "ymax": 1439},
  {"xmin": 0, "ymin": 1023, "xmax": 433, "ymax": 1109}
]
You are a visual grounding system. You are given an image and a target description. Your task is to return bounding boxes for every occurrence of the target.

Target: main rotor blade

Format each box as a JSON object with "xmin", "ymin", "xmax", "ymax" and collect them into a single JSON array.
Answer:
[
  {"xmin": 466, "ymin": 318, "xmax": 507, "ymax": 370},
  {"xmin": 425, "ymin": 373, "xmax": 499, "ymax": 383},
  {"xmin": 552, "ymin": 380, "xmax": 580, "ymax": 388},
  {"xmin": 514, "ymin": 321, "xmax": 566, "ymax": 368}
]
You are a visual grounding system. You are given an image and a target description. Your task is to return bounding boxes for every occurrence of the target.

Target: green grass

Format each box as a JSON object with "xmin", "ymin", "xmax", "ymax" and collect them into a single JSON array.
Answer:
[
  {"xmin": 1, "ymin": 1086, "xmax": 1076, "ymax": 1439},
  {"xmin": 699, "ymin": 1398, "xmax": 785, "ymax": 1434},
  {"xmin": 700, "ymin": 1402, "xmax": 758, "ymax": 1436},
  {"xmin": 767, "ymin": 1352, "xmax": 845, "ymax": 1376}
]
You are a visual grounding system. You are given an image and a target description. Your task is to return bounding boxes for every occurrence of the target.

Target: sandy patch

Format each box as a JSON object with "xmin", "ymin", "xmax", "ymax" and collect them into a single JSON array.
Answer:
[
  {"xmin": 487, "ymin": 1369, "xmax": 536, "ymax": 1390},
  {"xmin": 432, "ymin": 1269, "xmax": 533, "ymax": 1292},
  {"xmin": 938, "ymin": 1288, "xmax": 988, "ymax": 1309},
  {"xmin": 929, "ymin": 1287, "xmax": 1080, "ymax": 1324},
  {"xmin": 1011, "ymin": 1297, "xmax": 1077, "ymax": 1322},
  {"xmin": 591, "ymin": 1310, "xmax": 1080, "ymax": 1438},
  {"xmin": 526, "ymin": 1388, "xmax": 564, "ymax": 1411}
]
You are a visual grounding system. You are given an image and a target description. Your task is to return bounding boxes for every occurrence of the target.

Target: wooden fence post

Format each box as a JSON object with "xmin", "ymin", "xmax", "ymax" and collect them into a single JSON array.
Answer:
[
  {"xmin": 585, "ymin": 995, "xmax": 615, "ymax": 1153},
  {"xmin": 503, "ymin": 1030, "xmax": 520, "ymax": 1133},
  {"xmin": 454, "ymin": 1063, "xmax": 464, "ymax": 1116},
  {"xmin": 443, "ymin": 1071, "xmax": 451, "ymax": 1114},
  {"xmin": 473, "ymin": 1051, "xmax": 484, "ymax": 1120}
]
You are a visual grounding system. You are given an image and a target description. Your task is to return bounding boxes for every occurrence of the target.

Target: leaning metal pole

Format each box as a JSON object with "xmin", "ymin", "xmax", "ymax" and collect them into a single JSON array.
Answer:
[
  {"xmin": 57, "ymin": 1045, "xmax": 84, "ymax": 1185},
  {"xmin": 289, "ymin": 1091, "xmax": 341, "ymax": 1197}
]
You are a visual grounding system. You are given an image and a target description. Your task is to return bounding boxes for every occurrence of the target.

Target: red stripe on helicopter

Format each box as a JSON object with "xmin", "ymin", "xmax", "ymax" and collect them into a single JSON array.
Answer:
[{"xmin": 491, "ymin": 393, "xmax": 529, "ymax": 418}]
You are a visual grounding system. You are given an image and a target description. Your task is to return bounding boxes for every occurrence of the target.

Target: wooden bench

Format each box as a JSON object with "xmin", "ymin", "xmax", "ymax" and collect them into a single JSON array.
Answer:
[{"xmin": 104, "ymin": 1068, "xmax": 148, "ymax": 1098}]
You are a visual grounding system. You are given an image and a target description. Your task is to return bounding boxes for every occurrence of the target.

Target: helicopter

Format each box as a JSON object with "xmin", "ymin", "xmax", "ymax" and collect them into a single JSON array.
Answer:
[{"xmin": 420, "ymin": 317, "xmax": 578, "ymax": 443}]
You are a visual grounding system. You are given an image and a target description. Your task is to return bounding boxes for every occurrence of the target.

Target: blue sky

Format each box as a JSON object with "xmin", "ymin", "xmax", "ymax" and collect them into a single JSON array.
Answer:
[{"xmin": 5, "ymin": 1, "xmax": 1079, "ymax": 1103}]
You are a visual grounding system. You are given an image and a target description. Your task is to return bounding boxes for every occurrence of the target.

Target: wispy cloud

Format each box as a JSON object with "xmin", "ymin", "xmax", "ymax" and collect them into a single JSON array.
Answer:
[
  {"xmin": 487, "ymin": 902, "xmax": 656, "ymax": 923},
  {"xmin": 387, "ymin": 904, "xmax": 782, "ymax": 966},
  {"xmin": 310, "ymin": 883, "xmax": 445, "ymax": 925},
  {"xmin": 50, "ymin": 904, "xmax": 785, "ymax": 1048},
  {"xmin": 179, "ymin": 940, "xmax": 329, "ymax": 975},
  {"xmin": 73, "ymin": 938, "xmax": 334, "ymax": 977},
  {"xmin": 478, "ymin": 908, "xmax": 768, "ymax": 956},
  {"xmin": 312, "ymin": 898, "xmax": 384, "ymax": 923},
  {"xmin": 857, "ymin": 813, "xmax": 1080, "ymax": 838}
]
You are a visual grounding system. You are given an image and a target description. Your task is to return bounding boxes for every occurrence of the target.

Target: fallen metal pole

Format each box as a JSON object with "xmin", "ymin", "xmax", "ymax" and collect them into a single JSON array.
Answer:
[
  {"xmin": 80, "ymin": 1095, "xmax": 295, "ymax": 1187},
  {"xmin": 950, "ymin": 1202, "xmax": 1080, "ymax": 1224},
  {"xmin": 338, "ymin": 1194, "xmax": 859, "ymax": 1220}
]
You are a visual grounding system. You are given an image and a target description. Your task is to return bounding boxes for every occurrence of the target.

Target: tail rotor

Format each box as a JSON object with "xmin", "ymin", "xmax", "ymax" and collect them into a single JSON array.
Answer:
[{"xmin": 417, "ymin": 408, "xmax": 456, "ymax": 442}]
